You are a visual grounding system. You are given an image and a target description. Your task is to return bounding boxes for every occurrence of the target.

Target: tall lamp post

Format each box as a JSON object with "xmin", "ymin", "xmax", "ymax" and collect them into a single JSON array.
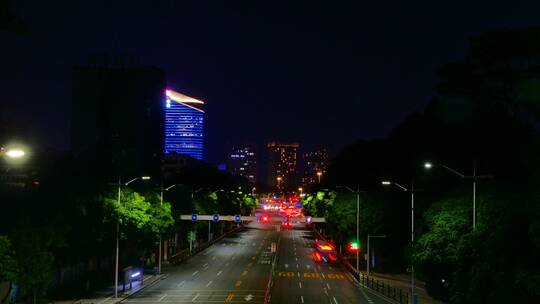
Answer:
[
  {"xmin": 316, "ymin": 171, "xmax": 322, "ymax": 183},
  {"xmin": 337, "ymin": 185, "xmax": 365, "ymax": 281},
  {"xmin": 115, "ymin": 176, "xmax": 151, "ymax": 298},
  {"xmin": 424, "ymin": 161, "xmax": 492, "ymax": 232},
  {"xmin": 159, "ymin": 183, "xmax": 182, "ymax": 274},
  {"xmin": 381, "ymin": 180, "xmax": 416, "ymax": 304}
]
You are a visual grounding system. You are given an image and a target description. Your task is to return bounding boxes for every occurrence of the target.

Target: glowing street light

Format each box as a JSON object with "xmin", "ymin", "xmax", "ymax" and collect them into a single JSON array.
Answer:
[
  {"xmin": 316, "ymin": 171, "xmax": 322, "ymax": 183},
  {"xmin": 5, "ymin": 149, "xmax": 25, "ymax": 158},
  {"xmin": 298, "ymin": 187, "xmax": 303, "ymax": 195},
  {"xmin": 115, "ymin": 176, "xmax": 151, "ymax": 298},
  {"xmin": 423, "ymin": 161, "xmax": 492, "ymax": 232},
  {"xmin": 382, "ymin": 180, "xmax": 416, "ymax": 303}
]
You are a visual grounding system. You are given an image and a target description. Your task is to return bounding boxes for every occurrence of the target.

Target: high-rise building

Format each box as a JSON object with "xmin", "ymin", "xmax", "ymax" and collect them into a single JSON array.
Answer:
[
  {"xmin": 72, "ymin": 65, "xmax": 166, "ymax": 178},
  {"xmin": 228, "ymin": 145, "xmax": 256, "ymax": 183},
  {"xmin": 267, "ymin": 142, "xmax": 300, "ymax": 191},
  {"xmin": 301, "ymin": 146, "xmax": 329, "ymax": 185},
  {"xmin": 164, "ymin": 89, "xmax": 205, "ymax": 160}
]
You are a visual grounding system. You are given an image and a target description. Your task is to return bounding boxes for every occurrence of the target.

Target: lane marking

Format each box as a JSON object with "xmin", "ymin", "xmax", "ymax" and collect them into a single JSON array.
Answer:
[
  {"xmin": 217, "ymin": 270, "xmax": 223, "ymax": 276},
  {"xmin": 242, "ymin": 270, "xmax": 248, "ymax": 276},
  {"xmin": 192, "ymin": 271, "xmax": 199, "ymax": 276},
  {"xmin": 235, "ymin": 280, "xmax": 242, "ymax": 287},
  {"xmin": 284, "ymin": 264, "xmax": 288, "ymax": 268},
  {"xmin": 248, "ymin": 263, "xmax": 253, "ymax": 267},
  {"xmin": 333, "ymin": 296, "xmax": 339, "ymax": 304},
  {"xmin": 225, "ymin": 293, "xmax": 234, "ymax": 303},
  {"xmin": 177, "ymin": 280, "xmax": 185, "ymax": 287},
  {"xmin": 191, "ymin": 293, "xmax": 199, "ymax": 302},
  {"xmin": 301, "ymin": 296, "xmax": 304, "ymax": 303},
  {"xmin": 327, "ymin": 283, "xmax": 331, "ymax": 289},
  {"xmin": 206, "ymin": 280, "xmax": 213, "ymax": 287},
  {"xmin": 296, "ymin": 264, "xmax": 299, "ymax": 268},
  {"xmin": 299, "ymin": 282, "xmax": 302, "ymax": 288},
  {"xmin": 297, "ymin": 272, "xmax": 300, "ymax": 277},
  {"xmin": 203, "ymin": 263, "xmax": 208, "ymax": 268},
  {"xmin": 158, "ymin": 294, "xmax": 166, "ymax": 302}
]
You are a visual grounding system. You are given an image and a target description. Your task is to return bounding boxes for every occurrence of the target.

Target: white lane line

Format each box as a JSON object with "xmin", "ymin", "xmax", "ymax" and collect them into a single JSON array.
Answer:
[
  {"xmin": 158, "ymin": 294, "xmax": 167, "ymax": 302},
  {"xmin": 285, "ymin": 264, "xmax": 288, "ymax": 268},
  {"xmin": 192, "ymin": 271, "xmax": 199, "ymax": 276},
  {"xmin": 299, "ymin": 282, "xmax": 302, "ymax": 288},
  {"xmin": 333, "ymin": 296, "xmax": 339, "ymax": 304},
  {"xmin": 177, "ymin": 280, "xmax": 185, "ymax": 287},
  {"xmin": 203, "ymin": 263, "xmax": 208, "ymax": 268},
  {"xmin": 191, "ymin": 293, "xmax": 200, "ymax": 302},
  {"xmin": 217, "ymin": 270, "xmax": 223, "ymax": 276},
  {"xmin": 297, "ymin": 272, "xmax": 300, "ymax": 277},
  {"xmin": 300, "ymin": 296, "xmax": 304, "ymax": 303},
  {"xmin": 296, "ymin": 264, "xmax": 299, "ymax": 268},
  {"xmin": 295, "ymin": 257, "xmax": 298, "ymax": 261},
  {"xmin": 326, "ymin": 283, "xmax": 331, "ymax": 289},
  {"xmin": 206, "ymin": 280, "xmax": 213, "ymax": 287},
  {"xmin": 97, "ymin": 296, "xmax": 113, "ymax": 304}
]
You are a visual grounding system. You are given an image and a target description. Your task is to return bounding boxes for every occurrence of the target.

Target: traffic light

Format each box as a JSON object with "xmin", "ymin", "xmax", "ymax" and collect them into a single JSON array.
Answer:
[
  {"xmin": 348, "ymin": 241, "xmax": 360, "ymax": 252},
  {"xmin": 262, "ymin": 215, "xmax": 269, "ymax": 223}
]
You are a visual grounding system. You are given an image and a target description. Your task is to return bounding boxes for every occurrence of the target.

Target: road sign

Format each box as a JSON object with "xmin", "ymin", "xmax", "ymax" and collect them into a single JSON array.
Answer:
[
  {"xmin": 191, "ymin": 213, "xmax": 198, "ymax": 222},
  {"xmin": 212, "ymin": 214, "xmax": 220, "ymax": 222},
  {"xmin": 234, "ymin": 214, "xmax": 241, "ymax": 223},
  {"xmin": 187, "ymin": 231, "xmax": 196, "ymax": 241}
]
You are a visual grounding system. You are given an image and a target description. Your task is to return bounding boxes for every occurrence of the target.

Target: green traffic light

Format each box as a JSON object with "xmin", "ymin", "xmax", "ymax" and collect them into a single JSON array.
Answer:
[{"xmin": 350, "ymin": 241, "xmax": 359, "ymax": 250}]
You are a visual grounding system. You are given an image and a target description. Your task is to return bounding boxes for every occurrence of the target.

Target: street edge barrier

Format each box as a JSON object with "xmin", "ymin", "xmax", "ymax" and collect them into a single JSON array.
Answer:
[{"xmin": 264, "ymin": 231, "xmax": 281, "ymax": 304}]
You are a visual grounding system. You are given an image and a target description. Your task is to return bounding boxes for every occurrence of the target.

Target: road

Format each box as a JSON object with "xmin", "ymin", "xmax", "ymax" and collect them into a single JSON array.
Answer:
[
  {"xmin": 123, "ymin": 219, "xmax": 393, "ymax": 304},
  {"xmin": 270, "ymin": 226, "xmax": 393, "ymax": 304}
]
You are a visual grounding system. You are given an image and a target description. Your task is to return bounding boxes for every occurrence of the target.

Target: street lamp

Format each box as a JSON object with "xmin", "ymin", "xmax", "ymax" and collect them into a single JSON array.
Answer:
[
  {"xmin": 276, "ymin": 176, "xmax": 282, "ymax": 191},
  {"xmin": 367, "ymin": 234, "xmax": 386, "ymax": 276},
  {"xmin": 316, "ymin": 171, "xmax": 322, "ymax": 183},
  {"xmin": 115, "ymin": 176, "xmax": 151, "ymax": 298},
  {"xmin": 423, "ymin": 161, "xmax": 492, "ymax": 232},
  {"xmin": 337, "ymin": 185, "xmax": 365, "ymax": 281},
  {"xmin": 298, "ymin": 187, "xmax": 303, "ymax": 195},
  {"xmin": 158, "ymin": 183, "xmax": 182, "ymax": 275},
  {"xmin": 381, "ymin": 180, "xmax": 416, "ymax": 304}
]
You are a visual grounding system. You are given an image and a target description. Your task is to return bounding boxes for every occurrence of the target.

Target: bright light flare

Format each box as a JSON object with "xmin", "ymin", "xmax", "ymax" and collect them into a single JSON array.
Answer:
[
  {"xmin": 5, "ymin": 149, "xmax": 25, "ymax": 158},
  {"xmin": 424, "ymin": 162, "xmax": 433, "ymax": 169},
  {"xmin": 131, "ymin": 271, "xmax": 141, "ymax": 278},
  {"xmin": 381, "ymin": 181, "xmax": 391, "ymax": 185},
  {"xmin": 141, "ymin": 176, "xmax": 151, "ymax": 180}
]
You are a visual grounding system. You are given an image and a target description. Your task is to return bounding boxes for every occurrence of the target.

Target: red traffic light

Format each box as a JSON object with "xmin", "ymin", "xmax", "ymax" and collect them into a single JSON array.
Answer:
[{"xmin": 262, "ymin": 215, "xmax": 269, "ymax": 222}]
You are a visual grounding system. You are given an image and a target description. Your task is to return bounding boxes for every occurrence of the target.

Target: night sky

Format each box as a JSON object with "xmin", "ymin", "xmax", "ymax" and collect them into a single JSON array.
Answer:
[{"xmin": 1, "ymin": 0, "xmax": 539, "ymax": 163}]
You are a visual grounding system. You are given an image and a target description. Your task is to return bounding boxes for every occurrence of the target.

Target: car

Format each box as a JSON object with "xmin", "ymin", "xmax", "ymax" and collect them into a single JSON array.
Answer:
[
  {"xmin": 313, "ymin": 241, "xmax": 337, "ymax": 264},
  {"xmin": 281, "ymin": 221, "xmax": 293, "ymax": 229}
]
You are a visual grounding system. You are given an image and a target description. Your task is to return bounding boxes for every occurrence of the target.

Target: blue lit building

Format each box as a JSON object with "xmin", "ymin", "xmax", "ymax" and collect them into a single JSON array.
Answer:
[{"xmin": 164, "ymin": 89, "xmax": 205, "ymax": 160}]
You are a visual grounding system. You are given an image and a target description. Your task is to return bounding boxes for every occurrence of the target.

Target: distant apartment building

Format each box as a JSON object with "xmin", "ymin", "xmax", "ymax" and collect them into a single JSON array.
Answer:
[
  {"xmin": 72, "ymin": 64, "xmax": 166, "ymax": 178},
  {"xmin": 164, "ymin": 89, "xmax": 205, "ymax": 160},
  {"xmin": 267, "ymin": 142, "xmax": 300, "ymax": 191},
  {"xmin": 301, "ymin": 146, "xmax": 329, "ymax": 186},
  {"xmin": 228, "ymin": 145, "xmax": 256, "ymax": 183}
]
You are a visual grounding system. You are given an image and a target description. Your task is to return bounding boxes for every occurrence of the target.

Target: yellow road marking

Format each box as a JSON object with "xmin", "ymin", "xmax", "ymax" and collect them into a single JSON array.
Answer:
[
  {"xmin": 225, "ymin": 293, "xmax": 234, "ymax": 303},
  {"xmin": 242, "ymin": 270, "xmax": 248, "ymax": 276},
  {"xmin": 235, "ymin": 280, "xmax": 242, "ymax": 287}
]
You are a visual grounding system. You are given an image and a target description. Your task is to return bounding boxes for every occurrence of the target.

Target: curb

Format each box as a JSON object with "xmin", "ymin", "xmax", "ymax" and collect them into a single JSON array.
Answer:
[{"xmin": 117, "ymin": 274, "xmax": 167, "ymax": 303}]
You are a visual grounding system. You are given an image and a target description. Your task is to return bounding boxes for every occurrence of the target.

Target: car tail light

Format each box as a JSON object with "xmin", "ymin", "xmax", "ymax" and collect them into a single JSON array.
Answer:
[
  {"xmin": 314, "ymin": 252, "xmax": 322, "ymax": 262},
  {"xmin": 329, "ymin": 254, "xmax": 336, "ymax": 261}
]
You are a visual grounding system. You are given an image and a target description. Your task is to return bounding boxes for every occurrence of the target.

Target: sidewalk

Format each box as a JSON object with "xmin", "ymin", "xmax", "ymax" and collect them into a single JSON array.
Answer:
[{"xmin": 57, "ymin": 274, "xmax": 165, "ymax": 304}]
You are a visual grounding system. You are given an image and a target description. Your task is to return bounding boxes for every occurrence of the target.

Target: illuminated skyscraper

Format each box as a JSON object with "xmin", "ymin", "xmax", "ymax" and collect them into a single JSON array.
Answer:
[
  {"xmin": 301, "ymin": 146, "xmax": 328, "ymax": 185},
  {"xmin": 164, "ymin": 89, "xmax": 205, "ymax": 160},
  {"xmin": 267, "ymin": 142, "xmax": 300, "ymax": 191},
  {"xmin": 228, "ymin": 145, "xmax": 257, "ymax": 183}
]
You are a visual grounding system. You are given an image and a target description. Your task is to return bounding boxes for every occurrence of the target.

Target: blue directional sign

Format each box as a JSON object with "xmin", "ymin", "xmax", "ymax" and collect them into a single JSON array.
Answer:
[
  {"xmin": 212, "ymin": 214, "xmax": 220, "ymax": 222},
  {"xmin": 191, "ymin": 213, "xmax": 198, "ymax": 222},
  {"xmin": 234, "ymin": 214, "xmax": 241, "ymax": 223}
]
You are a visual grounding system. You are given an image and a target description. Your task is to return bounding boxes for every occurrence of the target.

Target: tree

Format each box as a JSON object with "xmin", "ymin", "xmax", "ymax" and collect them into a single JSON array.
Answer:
[{"xmin": 0, "ymin": 236, "xmax": 16, "ymax": 283}]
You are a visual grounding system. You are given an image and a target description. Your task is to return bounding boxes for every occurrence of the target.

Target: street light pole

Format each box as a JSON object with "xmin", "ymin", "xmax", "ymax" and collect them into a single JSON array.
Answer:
[
  {"xmin": 367, "ymin": 234, "xmax": 386, "ymax": 276},
  {"xmin": 424, "ymin": 161, "xmax": 491, "ymax": 232},
  {"xmin": 115, "ymin": 176, "xmax": 151, "ymax": 298},
  {"xmin": 381, "ymin": 181, "xmax": 416, "ymax": 303}
]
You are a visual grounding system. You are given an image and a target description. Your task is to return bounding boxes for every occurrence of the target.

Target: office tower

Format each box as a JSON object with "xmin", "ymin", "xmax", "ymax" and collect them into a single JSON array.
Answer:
[
  {"xmin": 72, "ymin": 65, "xmax": 166, "ymax": 178},
  {"xmin": 164, "ymin": 89, "xmax": 205, "ymax": 160},
  {"xmin": 267, "ymin": 142, "xmax": 299, "ymax": 191},
  {"xmin": 302, "ymin": 146, "xmax": 329, "ymax": 185},
  {"xmin": 228, "ymin": 145, "xmax": 256, "ymax": 183}
]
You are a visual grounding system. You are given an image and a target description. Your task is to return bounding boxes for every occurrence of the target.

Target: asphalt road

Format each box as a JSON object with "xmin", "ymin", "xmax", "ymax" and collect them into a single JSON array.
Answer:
[
  {"xmin": 124, "ymin": 222, "xmax": 278, "ymax": 304},
  {"xmin": 122, "ymin": 218, "xmax": 393, "ymax": 304},
  {"xmin": 269, "ymin": 226, "xmax": 394, "ymax": 304}
]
